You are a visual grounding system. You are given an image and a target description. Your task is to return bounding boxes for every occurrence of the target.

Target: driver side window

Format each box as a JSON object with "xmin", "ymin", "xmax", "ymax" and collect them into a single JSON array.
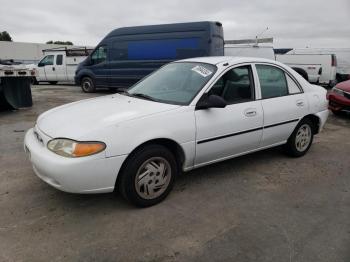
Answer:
[
  {"xmin": 91, "ymin": 46, "xmax": 107, "ymax": 64},
  {"xmin": 208, "ymin": 65, "xmax": 255, "ymax": 104},
  {"xmin": 39, "ymin": 55, "xmax": 54, "ymax": 66}
]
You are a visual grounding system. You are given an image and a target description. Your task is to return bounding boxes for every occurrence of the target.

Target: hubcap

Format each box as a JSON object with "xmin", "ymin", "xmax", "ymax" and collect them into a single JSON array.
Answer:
[
  {"xmin": 295, "ymin": 124, "xmax": 312, "ymax": 152},
  {"xmin": 83, "ymin": 80, "xmax": 91, "ymax": 91},
  {"xmin": 135, "ymin": 157, "xmax": 171, "ymax": 200}
]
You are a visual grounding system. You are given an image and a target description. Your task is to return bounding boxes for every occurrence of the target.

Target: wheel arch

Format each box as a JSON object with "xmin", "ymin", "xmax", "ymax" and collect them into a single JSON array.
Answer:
[
  {"xmin": 76, "ymin": 71, "xmax": 95, "ymax": 85},
  {"xmin": 114, "ymin": 138, "xmax": 186, "ymax": 189},
  {"xmin": 301, "ymin": 114, "xmax": 320, "ymax": 134},
  {"xmin": 292, "ymin": 67, "xmax": 309, "ymax": 81}
]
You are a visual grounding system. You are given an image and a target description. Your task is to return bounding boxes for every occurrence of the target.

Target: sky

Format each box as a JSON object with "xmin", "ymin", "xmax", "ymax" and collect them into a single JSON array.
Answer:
[{"xmin": 1, "ymin": 0, "xmax": 349, "ymax": 48}]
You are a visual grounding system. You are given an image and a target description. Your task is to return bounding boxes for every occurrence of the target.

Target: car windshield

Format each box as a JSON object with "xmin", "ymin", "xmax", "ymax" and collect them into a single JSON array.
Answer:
[{"xmin": 128, "ymin": 62, "xmax": 217, "ymax": 105}]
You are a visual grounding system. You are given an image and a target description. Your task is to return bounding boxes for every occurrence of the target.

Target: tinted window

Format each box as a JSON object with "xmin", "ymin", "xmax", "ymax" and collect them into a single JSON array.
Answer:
[
  {"xmin": 208, "ymin": 66, "xmax": 254, "ymax": 104},
  {"xmin": 91, "ymin": 46, "xmax": 107, "ymax": 64},
  {"xmin": 256, "ymin": 65, "xmax": 288, "ymax": 99},
  {"xmin": 40, "ymin": 55, "xmax": 54, "ymax": 66},
  {"xmin": 111, "ymin": 38, "xmax": 204, "ymax": 61},
  {"xmin": 56, "ymin": 55, "xmax": 63, "ymax": 65},
  {"xmin": 286, "ymin": 74, "xmax": 302, "ymax": 94},
  {"xmin": 128, "ymin": 62, "xmax": 216, "ymax": 105}
]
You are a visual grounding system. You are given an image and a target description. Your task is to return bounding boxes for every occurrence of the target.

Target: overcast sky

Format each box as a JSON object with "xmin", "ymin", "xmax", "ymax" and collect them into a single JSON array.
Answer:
[{"xmin": 1, "ymin": 0, "xmax": 349, "ymax": 48}]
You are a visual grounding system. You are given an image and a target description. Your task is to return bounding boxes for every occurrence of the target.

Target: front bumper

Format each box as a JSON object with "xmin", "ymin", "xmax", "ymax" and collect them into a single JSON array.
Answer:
[
  {"xmin": 24, "ymin": 128, "xmax": 127, "ymax": 193},
  {"xmin": 327, "ymin": 93, "xmax": 350, "ymax": 112}
]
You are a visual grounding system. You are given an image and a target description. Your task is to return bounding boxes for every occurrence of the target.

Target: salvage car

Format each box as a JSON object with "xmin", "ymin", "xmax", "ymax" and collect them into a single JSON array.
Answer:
[
  {"xmin": 327, "ymin": 80, "xmax": 350, "ymax": 115},
  {"xmin": 24, "ymin": 57, "xmax": 329, "ymax": 207}
]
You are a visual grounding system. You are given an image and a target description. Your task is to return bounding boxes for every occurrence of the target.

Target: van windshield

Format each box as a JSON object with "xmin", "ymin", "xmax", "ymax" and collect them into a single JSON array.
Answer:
[{"xmin": 127, "ymin": 62, "xmax": 217, "ymax": 105}]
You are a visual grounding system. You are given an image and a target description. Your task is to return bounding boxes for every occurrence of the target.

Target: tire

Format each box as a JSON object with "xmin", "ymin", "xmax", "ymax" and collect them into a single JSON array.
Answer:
[
  {"xmin": 292, "ymin": 68, "xmax": 309, "ymax": 81},
  {"xmin": 118, "ymin": 145, "xmax": 177, "ymax": 207},
  {"xmin": 31, "ymin": 77, "xmax": 38, "ymax": 85},
  {"xmin": 332, "ymin": 109, "xmax": 343, "ymax": 116},
  {"xmin": 49, "ymin": 81, "xmax": 58, "ymax": 85},
  {"xmin": 284, "ymin": 118, "xmax": 314, "ymax": 157},
  {"xmin": 81, "ymin": 77, "xmax": 96, "ymax": 93}
]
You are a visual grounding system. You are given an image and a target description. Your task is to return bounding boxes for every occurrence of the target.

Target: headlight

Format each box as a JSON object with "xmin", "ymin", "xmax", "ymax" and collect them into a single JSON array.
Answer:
[
  {"xmin": 332, "ymin": 87, "xmax": 344, "ymax": 96},
  {"xmin": 47, "ymin": 138, "xmax": 106, "ymax": 158}
]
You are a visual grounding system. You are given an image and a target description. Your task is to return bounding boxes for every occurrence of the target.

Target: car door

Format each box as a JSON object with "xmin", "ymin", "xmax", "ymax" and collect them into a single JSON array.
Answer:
[
  {"xmin": 195, "ymin": 65, "xmax": 263, "ymax": 166},
  {"xmin": 44, "ymin": 55, "xmax": 57, "ymax": 81},
  {"xmin": 55, "ymin": 54, "xmax": 66, "ymax": 81},
  {"xmin": 89, "ymin": 45, "xmax": 109, "ymax": 87},
  {"xmin": 37, "ymin": 55, "xmax": 56, "ymax": 81},
  {"xmin": 254, "ymin": 64, "xmax": 308, "ymax": 147}
]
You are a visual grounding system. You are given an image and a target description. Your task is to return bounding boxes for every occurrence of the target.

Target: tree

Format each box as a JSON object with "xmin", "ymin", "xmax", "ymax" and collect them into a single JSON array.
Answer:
[
  {"xmin": 46, "ymin": 40, "xmax": 73, "ymax": 45},
  {"xmin": 0, "ymin": 31, "xmax": 13, "ymax": 41}
]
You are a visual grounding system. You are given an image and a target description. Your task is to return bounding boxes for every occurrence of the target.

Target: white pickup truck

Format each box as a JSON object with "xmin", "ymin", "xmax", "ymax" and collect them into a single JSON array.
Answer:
[
  {"xmin": 276, "ymin": 53, "xmax": 337, "ymax": 87},
  {"xmin": 33, "ymin": 48, "xmax": 92, "ymax": 84}
]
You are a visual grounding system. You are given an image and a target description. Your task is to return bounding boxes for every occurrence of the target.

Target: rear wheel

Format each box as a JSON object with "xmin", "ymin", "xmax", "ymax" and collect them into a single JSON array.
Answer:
[
  {"xmin": 81, "ymin": 77, "xmax": 96, "ymax": 93},
  {"xmin": 118, "ymin": 145, "xmax": 177, "ymax": 207},
  {"xmin": 284, "ymin": 119, "xmax": 314, "ymax": 157}
]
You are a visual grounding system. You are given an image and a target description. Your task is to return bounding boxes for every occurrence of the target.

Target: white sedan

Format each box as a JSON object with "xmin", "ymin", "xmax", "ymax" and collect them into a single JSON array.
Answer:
[{"xmin": 24, "ymin": 57, "xmax": 329, "ymax": 207}]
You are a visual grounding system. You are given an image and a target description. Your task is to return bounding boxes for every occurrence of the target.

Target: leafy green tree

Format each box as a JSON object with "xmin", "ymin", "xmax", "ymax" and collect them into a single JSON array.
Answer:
[
  {"xmin": 46, "ymin": 40, "xmax": 73, "ymax": 45},
  {"xmin": 0, "ymin": 31, "xmax": 13, "ymax": 41}
]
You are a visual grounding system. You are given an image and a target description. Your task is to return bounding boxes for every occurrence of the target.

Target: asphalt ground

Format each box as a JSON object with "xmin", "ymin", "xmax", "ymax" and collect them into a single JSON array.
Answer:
[{"xmin": 0, "ymin": 84, "xmax": 349, "ymax": 262}]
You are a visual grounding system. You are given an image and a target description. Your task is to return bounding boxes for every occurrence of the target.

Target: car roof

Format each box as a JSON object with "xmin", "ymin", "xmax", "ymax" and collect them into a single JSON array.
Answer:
[{"xmin": 178, "ymin": 56, "xmax": 277, "ymax": 65}]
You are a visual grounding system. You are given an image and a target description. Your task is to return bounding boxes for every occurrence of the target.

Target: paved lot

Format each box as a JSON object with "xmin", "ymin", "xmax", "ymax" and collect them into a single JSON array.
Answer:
[{"xmin": 0, "ymin": 84, "xmax": 349, "ymax": 262}]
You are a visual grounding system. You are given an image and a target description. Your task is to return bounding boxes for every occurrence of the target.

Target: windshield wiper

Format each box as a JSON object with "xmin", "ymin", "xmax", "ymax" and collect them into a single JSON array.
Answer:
[{"xmin": 131, "ymin": 93, "xmax": 156, "ymax": 101}]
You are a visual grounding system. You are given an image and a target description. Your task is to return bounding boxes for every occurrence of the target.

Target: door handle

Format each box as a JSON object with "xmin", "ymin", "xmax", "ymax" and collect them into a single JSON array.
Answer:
[
  {"xmin": 296, "ymin": 100, "xmax": 305, "ymax": 107},
  {"xmin": 52, "ymin": 67, "xmax": 55, "ymax": 71},
  {"xmin": 244, "ymin": 108, "xmax": 257, "ymax": 117}
]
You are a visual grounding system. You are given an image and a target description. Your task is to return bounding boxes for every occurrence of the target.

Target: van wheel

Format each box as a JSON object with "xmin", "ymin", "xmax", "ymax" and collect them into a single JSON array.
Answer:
[
  {"xmin": 49, "ymin": 81, "xmax": 58, "ymax": 85},
  {"xmin": 118, "ymin": 145, "xmax": 177, "ymax": 207},
  {"xmin": 81, "ymin": 77, "xmax": 96, "ymax": 93},
  {"xmin": 284, "ymin": 119, "xmax": 314, "ymax": 157}
]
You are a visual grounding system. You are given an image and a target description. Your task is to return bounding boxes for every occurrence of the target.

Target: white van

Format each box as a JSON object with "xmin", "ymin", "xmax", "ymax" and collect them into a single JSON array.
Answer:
[
  {"xmin": 287, "ymin": 48, "xmax": 350, "ymax": 82},
  {"xmin": 224, "ymin": 45, "xmax": 275, "ymax": 60},
  {"xmin": 34, "ymin": 48, "xmax": 92, "ymax": 84},
  {"xmin": 276, "ymin": 53, "xmax": 337, "ymax": 87}
]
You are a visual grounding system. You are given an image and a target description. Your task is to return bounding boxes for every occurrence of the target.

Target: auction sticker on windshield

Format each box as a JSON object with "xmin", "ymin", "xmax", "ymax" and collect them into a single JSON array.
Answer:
[{"xmin": 191, "ymin": 65, "xmax": 213, "ymax": 77}]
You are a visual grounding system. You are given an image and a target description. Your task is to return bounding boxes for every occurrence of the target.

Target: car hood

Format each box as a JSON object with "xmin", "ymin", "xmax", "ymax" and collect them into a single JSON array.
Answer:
[
  {"xmin": 336, "ymin": 80, "xmax": 350, "ymax": 92},
  {"xmin": 37, "ymin": 94, "xmax": 181, "ymax": 139}
]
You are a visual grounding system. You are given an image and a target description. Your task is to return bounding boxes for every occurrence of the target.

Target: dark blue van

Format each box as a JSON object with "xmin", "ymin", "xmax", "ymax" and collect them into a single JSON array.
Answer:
[{"xmin": 75, "ymin": 21, "xmax": 224, "ymax": 92}]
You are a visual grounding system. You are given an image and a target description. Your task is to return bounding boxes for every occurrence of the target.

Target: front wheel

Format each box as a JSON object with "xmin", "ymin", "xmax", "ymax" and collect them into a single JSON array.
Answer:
[
  {"xmin": 81, "ymin": 77, "xmax": 96, "ymax": 93},
  {"xmin": 284, "ymin": 119, "xmax": 314, "ymax": 157},
  {"xmin": 118, "ymin": 145, "xmax": 177, "ymax": 207},
  {"xmin": 331, "ymin": 109, "xmax": 343, "ymax": 116}
]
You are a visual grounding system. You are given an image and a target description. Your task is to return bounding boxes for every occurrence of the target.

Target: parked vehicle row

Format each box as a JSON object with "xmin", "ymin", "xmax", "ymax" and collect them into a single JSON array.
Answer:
[
  {"xmin": 29, "ymin": 21, "xmax": 345, "ymax": 91},
  {"xmin": 75, "ymin": 21, "xmax": 224, "ymax": 92},
  {"xmin": 24, "ymin": 57, "xmax": 329, "ymax": 207}
]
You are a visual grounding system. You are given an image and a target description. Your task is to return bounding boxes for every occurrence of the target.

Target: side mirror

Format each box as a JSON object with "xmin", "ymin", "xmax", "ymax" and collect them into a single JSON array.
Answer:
[
  {"xmin": 38, "ymin": 62, "xmax": 44, "ymax": 67},
  {"xmin": 196, "ymin": 94, "xmax": 227, "ymax": 110}
]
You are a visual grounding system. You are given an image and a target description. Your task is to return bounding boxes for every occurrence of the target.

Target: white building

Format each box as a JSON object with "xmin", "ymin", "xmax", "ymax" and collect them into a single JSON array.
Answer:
[{"xmin": 0, "ymin": 41, "xmax": 93, "ymax": 64}]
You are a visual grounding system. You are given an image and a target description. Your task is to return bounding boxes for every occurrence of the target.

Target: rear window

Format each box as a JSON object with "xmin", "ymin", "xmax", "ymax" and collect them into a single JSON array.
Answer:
[
  {"xmin": 256, "ymin": 64, "xmax": 288, "ymax": 99},
  {"xmin": 56, "ymin": 55, "xmax": 63, "ymax": 65}
]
